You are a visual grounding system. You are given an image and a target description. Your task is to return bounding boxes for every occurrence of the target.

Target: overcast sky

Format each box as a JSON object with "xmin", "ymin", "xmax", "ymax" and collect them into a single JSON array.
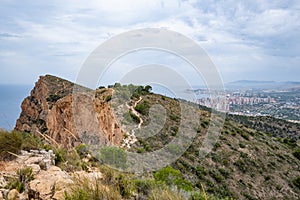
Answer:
[{"xmin": 1, "ymin": 0, "xmax": 300, "ymax": 85}]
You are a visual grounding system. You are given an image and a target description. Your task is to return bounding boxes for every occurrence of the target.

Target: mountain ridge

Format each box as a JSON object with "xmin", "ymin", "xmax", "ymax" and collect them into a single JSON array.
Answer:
[{"xmin": 11, "ymin": 74, "xmax": 300, "ymax": 199}]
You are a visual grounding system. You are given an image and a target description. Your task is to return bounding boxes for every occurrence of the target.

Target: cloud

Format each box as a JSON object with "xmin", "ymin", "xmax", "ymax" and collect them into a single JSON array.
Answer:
[{"xmin": 0, "ymin": 0, "xmax": 299, "ymax": 85}]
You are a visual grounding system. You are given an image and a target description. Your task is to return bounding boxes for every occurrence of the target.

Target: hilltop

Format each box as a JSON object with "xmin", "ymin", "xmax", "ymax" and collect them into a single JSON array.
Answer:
[{"xmin": 0, "ymin": 75, "xmax": 299, "ymax": 199}]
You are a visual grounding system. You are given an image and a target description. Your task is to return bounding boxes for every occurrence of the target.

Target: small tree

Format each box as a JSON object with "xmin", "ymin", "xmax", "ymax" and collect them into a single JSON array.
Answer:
[{"xmin": 144, "ymin": 85, "xmax": 152, "ymax": 93}]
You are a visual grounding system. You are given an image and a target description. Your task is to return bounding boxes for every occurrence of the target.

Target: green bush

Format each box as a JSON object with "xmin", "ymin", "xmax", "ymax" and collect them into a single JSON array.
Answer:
[
  {"xmin": 196, "ymin": 166, "xmax": 207, "ymax": 180},
  {"xmin": 209, "ymin": 170, "xmax": 223, "ymax": 183},
  {"xmin": 292, "ymin": 148, "xmax": 300, "ymax": 160},
  {"xmin": 293, "ymin": 176, "xmax": 300, "ymax": 189},
  {"xmin": 135, "ymin": 101, "xmax": 150, "ymax": 115},
  {"xmin": 153, "ymin": 166, "xmax": 193, "ymax": 191},
  {"xmin": 99, "ymin": 146, "xmax": 127, "ymax": 169},
  {"xmin": 234, "ymin": 159, "xmax": 247, "ymax": 173},
  {"xmin": 283, "ymin": 138, "xmax": 297, "ymax": 147}
]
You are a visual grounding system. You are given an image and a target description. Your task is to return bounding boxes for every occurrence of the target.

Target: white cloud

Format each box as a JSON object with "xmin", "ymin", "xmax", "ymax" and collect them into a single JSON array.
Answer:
[{"xmin": 0, "ymin": 0, "xmax": 299, "ymax": 85}]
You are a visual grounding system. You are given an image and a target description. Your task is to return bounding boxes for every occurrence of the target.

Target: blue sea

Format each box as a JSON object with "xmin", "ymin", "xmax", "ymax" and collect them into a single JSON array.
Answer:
[{"xmin": 0, "ymin": 85, "xmax": 32, "ymax": 130}]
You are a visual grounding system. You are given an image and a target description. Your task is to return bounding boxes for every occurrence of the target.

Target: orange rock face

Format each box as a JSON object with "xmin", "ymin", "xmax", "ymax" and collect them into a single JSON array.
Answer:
[{"xmin": 15, "ymin": 75, "xmax": 124, "ymax": 148}]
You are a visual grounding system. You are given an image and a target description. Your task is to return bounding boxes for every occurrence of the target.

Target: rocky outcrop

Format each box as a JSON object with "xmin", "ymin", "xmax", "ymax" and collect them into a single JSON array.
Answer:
[
  {"xmin": 15, "ymin": 75, "xmax": 125, "ymax": 148},
  {"xmin": 0, "ymin": 149, "xmax": 103, "ymax": 200}
]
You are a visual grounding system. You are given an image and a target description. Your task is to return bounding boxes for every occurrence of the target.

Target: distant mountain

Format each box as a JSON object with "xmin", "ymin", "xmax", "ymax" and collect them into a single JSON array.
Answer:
[{"xmin": 225, "ymin": 80, "xmax": 300, "ymax": 90}]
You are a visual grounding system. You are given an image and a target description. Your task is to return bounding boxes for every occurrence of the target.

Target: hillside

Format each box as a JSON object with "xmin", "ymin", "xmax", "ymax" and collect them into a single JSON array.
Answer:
[
  {"xmin": 127, "ymin": 92, "xmax": 300, "ymax": 199},
  {"xmin": 1, "ymin": 74, "xmax": 299, "ymax": 199}
]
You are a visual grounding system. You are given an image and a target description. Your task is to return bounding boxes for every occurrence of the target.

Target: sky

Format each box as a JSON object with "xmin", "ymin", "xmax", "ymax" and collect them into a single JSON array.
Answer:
[{"xmin": 0, "ymin": 0, "xmax": 300, "ymax": 86}]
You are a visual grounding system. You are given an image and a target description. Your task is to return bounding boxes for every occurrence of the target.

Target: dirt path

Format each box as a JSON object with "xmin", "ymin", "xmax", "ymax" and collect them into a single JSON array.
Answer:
[{"xmin": 121, "ymin": 97, "xmax": 143, "ymax": 149}]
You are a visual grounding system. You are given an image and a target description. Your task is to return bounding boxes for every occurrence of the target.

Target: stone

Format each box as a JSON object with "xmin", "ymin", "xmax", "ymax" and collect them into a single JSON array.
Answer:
[
  {"xmin": 30, "ymin": 150, "xmax": 39, "ymax": 154},
  {"xmin": 42, "ymin": 159, "xmax": 52, "ymax": 170},
  {"xmin": 18, "ymin": 192, "xmax": 27, "ymax": 200},
  {"xmin": 26, "ymin": 164, "xmax": 41, "ymax": 175},
  {"xmin": 25, "ymin": 156, "xmax": 43, "ymax": 165},
  {"xmin": 39, "ymin": 149, "xmax": 47, "ymax": 154},
  {"xmin": 52, "ymin": 178, "xmax": 74, "ymax": 200},
  {"xmin": 0, "ymin": 189, "xmax": 9, "ymax": 199},
  {"xmin": 0, "ymin": 175, "xmax": 6, "ymax": 188},
  {"xmin": 20, "ymin": 150, "xmax": 30, "ymax": 156},
  {"xmin": 7, "ymin": 189, "xmax": 19, "ymax": 200},
  {"xmin": 28, "ymin": 165, "xmax": 72, "ymax": 200}
]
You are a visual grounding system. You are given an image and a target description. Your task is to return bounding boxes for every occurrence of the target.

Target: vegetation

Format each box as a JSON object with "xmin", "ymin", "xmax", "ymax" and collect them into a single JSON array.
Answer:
[
  {"xmin": 154, "ymin": 166, "xmax": 193, "ymax": 191},
  {"xmin": 3, "ymin": 78, "xmax": 300, "ymax": 199},
  {"xmin": 293, "ymin": 176, "xmax": 300, "ymax": 189},
  {"xmin": 0, "ymin": 130, "xmax": 43, "ymax": 160},
  {"xmin": 135, "ymin": 100, "xmax": 151, "ymax": 115},
  {"xmin": 98, "ymin": 146, "xmax": 127, "ymax": 169},
  {"xmin": 6, "ymin": 167, "xmax": 34, "ymax": 193},
  {"xmin": 292, "ymin": 148, "xmax": 300, "ymax": 160}
]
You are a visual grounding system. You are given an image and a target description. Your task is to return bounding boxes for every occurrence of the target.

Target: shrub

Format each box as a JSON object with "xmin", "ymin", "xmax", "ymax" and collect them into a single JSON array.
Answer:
[
  {"xmin": 241, "ymin": 132, "xmax": 249, "ymax": 140},
  {"xmin": 7, "ymin": 167, "xmax": 34, "ymax": 193},
  {"xmin": 209, "ymin": 170, "xmax": 223, "ymax": 183},
  {"xmin": 293, "ymin": 176, "xmax": 300, "ymax": 189},
  {"xmin": 153, "ymin": 166, "xmax": 193, "ymax": 191},
  {"xmin": 234, "ymin": 160, "xmax": 247, "ymax": 173},
  {"xmin": 135, "ymin": 178, "xmax": 156, "ymax": 196},
  {"xmin": 99, "ymin": 146, "xmax": 127, "ymax": 169},
  {"xmin": 292, "ymin": 148, "xmax": 300, "ymax": 160},
  {"xmin": 0, "ymin": 131, "xmax": 43, "ymax": 161},
  {"xmin": 149, "ymin": 188, "xmax": 184, "ymax": 200},
  {"xmin": 283, "ymin": 138, "xmax": 297, "ymax": 148},
  {"xmin": 0, "ymin": 131, "xmax": 22, "ymax": 160},
  {"xmin": 201, "ymin": 121, "xmax": 209, "ymax": 128},
  {"xmin": 239, "ymin": 143, "xmax": 246, "ymax": 148},
  {"xmin": 129, "ymin": 111, "xmax": 140, "ymax": 123},
  {"xmin": 135, "ymin": 101, "xmax": 150, "ymax": 115},
  {"xmin": 196, "ymin": 166, "xmax": 207, "ymax": 180},
  {"xmin": 65, "ymin": 177, "xmax": 122, "ymax": 200},
  {"xmin": 75, "ymin": 143, "xmax": 89, "ymax": 158},
  {"xmin": 137, "ymin": 147, "xmax": 145, "ymax": 153},
  {"xmin": 218, "ymin": 168, "xmax": 230, "ymax": 179}
]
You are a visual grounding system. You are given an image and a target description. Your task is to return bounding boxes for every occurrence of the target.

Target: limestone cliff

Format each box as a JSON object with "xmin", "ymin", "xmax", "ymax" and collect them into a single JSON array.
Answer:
[{"xmin": 15, "ymin": 75, "xmax": 124, "ymax": 148}]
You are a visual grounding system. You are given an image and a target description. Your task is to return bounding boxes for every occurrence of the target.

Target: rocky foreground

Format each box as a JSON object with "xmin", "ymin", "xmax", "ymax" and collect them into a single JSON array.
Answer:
[{"xmin": 0, "ymin": 149, "xmax": 102, "ymax": 200}]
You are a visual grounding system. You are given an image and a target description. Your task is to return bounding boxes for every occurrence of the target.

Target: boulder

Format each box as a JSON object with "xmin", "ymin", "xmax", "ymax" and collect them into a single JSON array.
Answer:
[
  {"xmin": 28, "ymin": 166, "xmax": 73, "ymax": 200},
  {"xmin": 7, "ymin": 189, "xmax": 19, "ymax": 200}
]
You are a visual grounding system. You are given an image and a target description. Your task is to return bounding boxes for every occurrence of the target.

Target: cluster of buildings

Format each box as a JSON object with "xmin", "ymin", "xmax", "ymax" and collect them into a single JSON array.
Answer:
[
  {"xmin": 226, "ymin": 95, "xmax": 276, "ymax": 106},
  {"xmin": 195, "ymin": 92, "xmax": 276, "ymax": 112}
]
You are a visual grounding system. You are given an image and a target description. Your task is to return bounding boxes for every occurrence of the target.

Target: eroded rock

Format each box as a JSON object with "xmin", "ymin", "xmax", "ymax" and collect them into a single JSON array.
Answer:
[{"xmin": 15, "ymin": 75, "xmax": 125, "ymax": 148}]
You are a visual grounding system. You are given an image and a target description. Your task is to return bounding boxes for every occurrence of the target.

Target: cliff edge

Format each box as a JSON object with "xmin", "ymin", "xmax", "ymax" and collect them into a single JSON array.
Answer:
[{"xmin": 15, "ymin": 75, "xmax": 124, "ymax": 148}]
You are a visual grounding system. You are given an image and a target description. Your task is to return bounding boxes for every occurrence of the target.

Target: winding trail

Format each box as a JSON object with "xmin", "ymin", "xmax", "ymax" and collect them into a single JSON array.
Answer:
[{"xmin": 121, "ymin": 97, "xmax": 143, "ymax": 148}]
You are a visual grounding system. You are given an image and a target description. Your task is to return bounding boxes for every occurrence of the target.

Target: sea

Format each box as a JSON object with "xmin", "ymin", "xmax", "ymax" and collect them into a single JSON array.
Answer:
[{"xmin": 0, "ymin": 85, "xmax": 32, "ymax": 130}]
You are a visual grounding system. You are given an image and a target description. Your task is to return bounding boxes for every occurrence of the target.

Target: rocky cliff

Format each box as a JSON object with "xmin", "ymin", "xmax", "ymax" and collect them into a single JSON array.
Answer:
[{"xmin": 15, "ymin": 75, "xmax": 125, "ymax": 148}]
